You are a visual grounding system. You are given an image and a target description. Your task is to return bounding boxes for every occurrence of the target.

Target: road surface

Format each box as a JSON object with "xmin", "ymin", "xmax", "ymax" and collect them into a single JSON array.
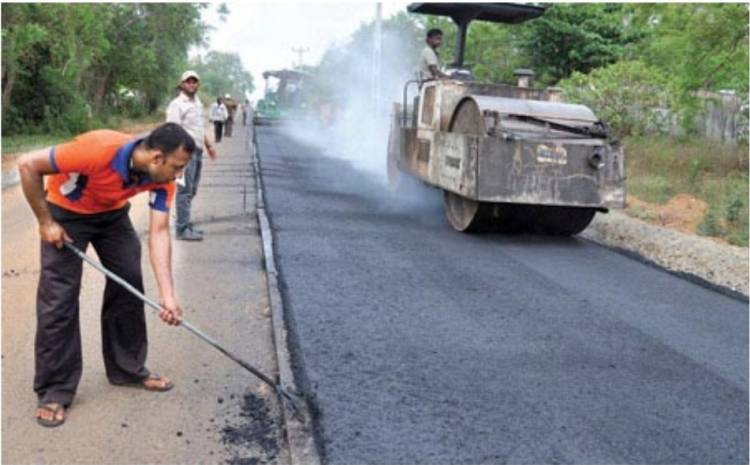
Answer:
[{"xmin": 256, "ymin": 124, "xmax": 748, "ymax": 465}]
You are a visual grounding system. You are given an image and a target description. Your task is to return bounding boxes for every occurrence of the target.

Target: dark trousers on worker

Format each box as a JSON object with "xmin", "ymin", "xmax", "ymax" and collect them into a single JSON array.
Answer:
[
  {"xmin": 225, "ymin": 117, "xmax": 234, "ymax": 137},
  {"xmin": 35, "ymin": 203, "xmax": 149, "ymax": 407},
  {"xmin": 175, "ymin": 148, "xmax": 203, "ymax": 234},
  {"xmin": 213, "ymin": 121, "xmax": 224, "ymax": 143}
]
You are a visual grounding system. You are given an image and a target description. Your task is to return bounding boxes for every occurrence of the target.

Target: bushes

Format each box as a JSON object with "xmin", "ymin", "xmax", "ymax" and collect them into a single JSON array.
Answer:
[{"xmin": 559, "ymin": 60, "xmax": 675, "ymax": 137}]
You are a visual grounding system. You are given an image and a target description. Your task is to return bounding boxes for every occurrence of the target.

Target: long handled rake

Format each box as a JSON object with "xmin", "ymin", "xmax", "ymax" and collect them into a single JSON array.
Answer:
[{"xmin": 64, "ymin": 242, "xmax": 306, "ymax": 422}]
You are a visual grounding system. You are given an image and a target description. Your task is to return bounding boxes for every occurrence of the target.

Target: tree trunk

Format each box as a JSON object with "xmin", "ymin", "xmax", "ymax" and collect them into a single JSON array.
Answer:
[
  {"xmin": 92, "ymin": 71, "xmax": 111, "ymax": 111},
  {"xmin": 2, "ymin": 66, "xmax": 16, "ymax": 116}
]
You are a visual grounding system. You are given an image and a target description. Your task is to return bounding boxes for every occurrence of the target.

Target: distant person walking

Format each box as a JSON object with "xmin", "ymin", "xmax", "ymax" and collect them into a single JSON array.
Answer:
[
  {"xmin": 223, "ymin": 94, "xmax": 238, "ymax": 137},
  {"xmin": 242, "ymin": 99, "xmax": 251, "ymax": 126},
  {"xmin": 166, "ymin": 70, "xmax": 218, "ymax": 241},
  {"xmin": 209, "ymin": 97, "xmax": 228, "ymax": 143}
]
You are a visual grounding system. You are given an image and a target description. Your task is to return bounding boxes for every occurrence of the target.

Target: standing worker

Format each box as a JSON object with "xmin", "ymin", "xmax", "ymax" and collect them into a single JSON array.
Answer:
[
  {"xmin": 166, "ymin": 70, "xmax": 218, "ymax": 241},
  {"xmin": 17, "ymin": 123, "xmax": 195, "ymax": 428},
  {"xmin": 418, "ymin": 28, "xmax": 450, "ymax": 81},
  {"xmin": 209, "ymin": 97, "xmax": 228, "ymax": 144},
  {"xmin": 242, "ymin": 99, "xmax": 251, "ymax": 126},
  {"xmin": 223, "ymin": 94, "xmax": 238, "ymax": 137}
]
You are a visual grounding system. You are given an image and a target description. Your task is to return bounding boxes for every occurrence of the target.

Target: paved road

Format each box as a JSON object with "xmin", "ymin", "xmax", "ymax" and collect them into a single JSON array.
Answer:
[
  {"xmin": 3, "ymin": 127, "xmax": 288, "ymax": 464},
  {"xmin": 256, "ymin": 125, "xmax": 748, "ymax": 465}
]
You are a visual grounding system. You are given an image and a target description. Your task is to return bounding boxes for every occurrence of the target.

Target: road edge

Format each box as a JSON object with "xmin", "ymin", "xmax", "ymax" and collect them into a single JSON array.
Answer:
[
  {"xmin": 248, "ymin": 126, "xmax": 323, "ymax": 465},
  {"xmin": 581, "ymin": 211, "xmax": 749, "ymax": 301}
]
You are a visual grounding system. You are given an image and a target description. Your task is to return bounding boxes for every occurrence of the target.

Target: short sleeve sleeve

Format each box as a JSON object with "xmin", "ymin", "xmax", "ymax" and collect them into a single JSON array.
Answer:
[
  {"xmin": 423, "ymin": 48, "xmax": 438, "ymax": 67},
  {"xmin": 148, "ymin": 182, "xmax": 176, "ymax": 212},
  {"xmin": 50, "ymin": 133, "xmax": 106, "ymax": 174},
  {"xmin": 166, "ymin": 99, "xmax": 182, "ymax": 124}
]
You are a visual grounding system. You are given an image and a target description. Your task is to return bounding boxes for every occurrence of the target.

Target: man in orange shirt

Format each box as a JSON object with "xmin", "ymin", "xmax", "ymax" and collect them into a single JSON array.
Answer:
[{"xmin": 17, "ymin": 123, "xmax": 194, "ymax": 427}]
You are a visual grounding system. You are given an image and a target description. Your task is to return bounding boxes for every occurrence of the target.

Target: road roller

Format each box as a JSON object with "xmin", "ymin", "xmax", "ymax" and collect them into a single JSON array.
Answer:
[{"xmin": 388, "ymin": 3, "xmax": 626, "ymax": 234}]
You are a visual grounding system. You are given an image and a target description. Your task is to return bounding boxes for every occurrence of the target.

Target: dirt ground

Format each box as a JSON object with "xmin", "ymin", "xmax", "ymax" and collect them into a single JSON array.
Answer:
[
  {"xmin": 626, "ymin": 193, "xmax": 709, "ymax": 235},
  {"xmin": 2, "ymin": 126, "xmax": 290, "ymax": 464}
]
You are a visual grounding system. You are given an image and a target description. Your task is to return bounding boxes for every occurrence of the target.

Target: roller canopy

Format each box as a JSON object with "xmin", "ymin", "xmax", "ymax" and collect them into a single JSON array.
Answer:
[
  {"xmin": 408, "ymin": 3, "xmax": 545, "ymax": 68},
  {"xmin": 407, "ymin": 3, "xmax": 545, "ymax": 24}
]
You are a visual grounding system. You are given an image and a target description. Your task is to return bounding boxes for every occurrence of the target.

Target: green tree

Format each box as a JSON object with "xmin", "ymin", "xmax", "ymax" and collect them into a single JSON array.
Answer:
[
  {"xmin": 633, "ymin": 3, "xmax": 749, "ymax": 94},
  {"xmin": 518, "ymin": 3, "xmax": 644, "ymax": 84},
  {"xmin": 1, "ymin": 3, "xmax": 207, "ymax": 134},
  {"xmin": 559, "ymin": 60, "xmax": 674, "ymax": 137},
  {"xmin": 189, "ymin": 51, "xmax": 254, "ymax": 103}
]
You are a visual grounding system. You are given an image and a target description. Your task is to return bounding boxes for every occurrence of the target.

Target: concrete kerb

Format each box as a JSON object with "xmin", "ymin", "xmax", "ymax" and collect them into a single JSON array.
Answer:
[{"xmin": 248, "ymin": 125, "xmax": 322, "ymax": 465}]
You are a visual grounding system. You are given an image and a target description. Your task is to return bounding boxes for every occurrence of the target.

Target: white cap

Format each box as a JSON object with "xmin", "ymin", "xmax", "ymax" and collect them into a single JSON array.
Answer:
[
  {"xmin": 181, "ymin": 70, "xmax": 200, "ymax": 82},
  {"xmin": 225, "ymin": 93, "xmax": 231, "ymax": 99}
]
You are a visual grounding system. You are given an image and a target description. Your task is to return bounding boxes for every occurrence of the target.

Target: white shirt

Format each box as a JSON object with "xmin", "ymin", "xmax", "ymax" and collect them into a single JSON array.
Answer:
[
  {"xmin": 209, "ymin": 102, "xmax": 228, "ymax": 123},
  {"xmin": 419, "ymin": 45, "xmax": 441, "ymax": 81},
  {"xmin": 166, "ymin": 92, "xmax": 205, "ymax": 149}
]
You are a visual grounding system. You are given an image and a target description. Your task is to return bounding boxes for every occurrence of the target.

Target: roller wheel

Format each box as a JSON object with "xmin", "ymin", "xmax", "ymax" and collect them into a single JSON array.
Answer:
[
  {"xmin": 530, "ymin": 206, "xmax": 597, "ymax": 235},
  {"xmin": 444, "ymin": 191, "xmax": 498, "ymax": 232}
]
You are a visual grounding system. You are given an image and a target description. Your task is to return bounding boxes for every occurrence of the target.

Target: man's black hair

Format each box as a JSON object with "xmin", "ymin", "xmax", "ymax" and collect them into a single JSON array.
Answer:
[
  {"xmin": 427, "ymin": 28, "xmax": 443, "ymax": 39},
  {"xmin": 144, "ymin": 122, "xmax": 195, "ymax": 156}
]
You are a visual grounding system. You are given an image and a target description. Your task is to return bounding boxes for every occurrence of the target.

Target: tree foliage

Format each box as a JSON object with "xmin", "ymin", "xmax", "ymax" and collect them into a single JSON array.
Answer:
[
  {"xmin": 189, "ymin": 51, "xmax": 254, "ymax": 103},
  {"xmin": 559, "ymin": 60, "xmax": 674, "ymax": 136},
  {"xmin": 1, "ymin": 3, "xmax": 208, "ymax": 134},
  {"xmin": 517, "ymin": 4, "xmax": 645, "ymax": 84},
  {"xmin": 632, "ymin": 3, "xmax": 749, "ymax": 95}
]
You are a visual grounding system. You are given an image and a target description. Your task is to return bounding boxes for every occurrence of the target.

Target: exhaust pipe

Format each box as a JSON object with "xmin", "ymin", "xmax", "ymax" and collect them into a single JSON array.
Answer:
[{"xmin": 514, "ymin": 68, "xmax": 535, "ymax": 88}]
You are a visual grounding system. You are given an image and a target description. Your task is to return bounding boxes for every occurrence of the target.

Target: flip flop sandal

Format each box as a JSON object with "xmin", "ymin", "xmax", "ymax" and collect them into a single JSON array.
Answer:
[
  {"xmin": 141, "ymin": 373, "xmax": 174, "ymax": 392},
  {"xmin": 36, "ymin": 402, "xmax": 65, "ymax": 428},
  {"xmin": 111, "ymin": 373, "xmax": 174, "ymax": 392}
]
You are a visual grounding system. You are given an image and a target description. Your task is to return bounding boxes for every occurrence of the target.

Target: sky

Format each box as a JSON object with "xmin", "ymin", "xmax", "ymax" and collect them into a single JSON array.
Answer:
[{"xmin": 195, "ymin": 1, "xmax": 410, "ymax": 101}]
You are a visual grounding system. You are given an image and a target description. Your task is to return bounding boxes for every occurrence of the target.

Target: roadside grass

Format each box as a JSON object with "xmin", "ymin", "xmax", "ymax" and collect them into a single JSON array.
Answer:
[
  {"xmin": 1, "ymin": 113, "xmax": 163, "ymax": 171},
  {"xmin": 625, "ymin": 135, "xmax": 749, "ymax": 246}
]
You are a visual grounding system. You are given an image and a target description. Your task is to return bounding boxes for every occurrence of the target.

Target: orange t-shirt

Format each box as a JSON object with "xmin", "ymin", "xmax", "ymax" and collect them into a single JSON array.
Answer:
[{"xmin": 46, "ymin": 130, "xmax": 176, "ymax": 214}]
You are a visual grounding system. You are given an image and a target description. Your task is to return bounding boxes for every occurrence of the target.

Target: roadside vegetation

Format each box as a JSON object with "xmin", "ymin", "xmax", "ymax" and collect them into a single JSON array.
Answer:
[
  {"xmin": 625, "ymin": 136, "xmax": 748, "ymax": 246},
  {"xmin": 1, "ymin": 3, "xmax": 253, "ymax": 159}
]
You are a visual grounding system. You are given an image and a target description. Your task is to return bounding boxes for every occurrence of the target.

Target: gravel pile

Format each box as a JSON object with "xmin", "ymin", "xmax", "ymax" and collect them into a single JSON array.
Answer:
[{"xmin": 581, "ymin": 210, "xmax": 749, "ymax": 298}]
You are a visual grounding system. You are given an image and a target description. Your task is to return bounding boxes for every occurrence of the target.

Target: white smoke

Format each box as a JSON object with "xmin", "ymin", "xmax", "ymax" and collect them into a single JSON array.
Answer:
[{"xmin": 281, "ymin": 11, "xmax": 423, "ymax": 186}]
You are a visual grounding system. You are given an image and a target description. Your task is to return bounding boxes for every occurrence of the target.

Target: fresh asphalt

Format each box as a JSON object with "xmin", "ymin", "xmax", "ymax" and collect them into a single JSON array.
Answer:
[{"xmin": 255, "ymin": 125, "xmax": 748, "ymax": 465}]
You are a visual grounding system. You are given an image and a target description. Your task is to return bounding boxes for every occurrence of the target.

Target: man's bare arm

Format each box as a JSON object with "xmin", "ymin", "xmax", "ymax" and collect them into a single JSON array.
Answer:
[
  {"xmin": 17, "ymin": 148, "xmax": 71, "ymax": 248},
  {"xmin": 428, "ymin": 65, "xmax": 450, "ymax": 80},
  {"xmin": 148, "ymin": 209, "xmax": 182, "ymax": 325}
]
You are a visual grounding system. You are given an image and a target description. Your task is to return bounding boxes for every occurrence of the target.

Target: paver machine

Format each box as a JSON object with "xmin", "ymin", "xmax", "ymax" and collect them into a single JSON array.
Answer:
[
  {"xmin": 254, "ymin": 69, "xmax": 311, "ymax": 125},
  {"xmin": 388, "ymin": 3, "xmax": 626, "ymax": 234}
]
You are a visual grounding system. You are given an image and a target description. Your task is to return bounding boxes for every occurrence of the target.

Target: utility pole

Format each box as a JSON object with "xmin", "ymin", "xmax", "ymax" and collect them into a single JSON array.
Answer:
[
  {"xmin": 291, "ymin": 46, "xmax": 310, "ymax": 69},
  {"xmin": 371, "ymin": 2, "xmax": 383, "ymax": 115}
]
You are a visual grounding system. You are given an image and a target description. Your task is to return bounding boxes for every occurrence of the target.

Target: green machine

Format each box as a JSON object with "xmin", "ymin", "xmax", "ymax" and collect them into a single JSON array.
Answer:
[{"xmin": 253, "ymin": 69, "xmax": 311, "ymax": 125}]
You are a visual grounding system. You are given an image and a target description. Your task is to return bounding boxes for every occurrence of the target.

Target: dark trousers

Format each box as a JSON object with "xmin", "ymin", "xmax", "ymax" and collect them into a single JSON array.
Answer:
[
  {"xmin": 175, "ymin": 148, "xmax": 203, "ymax": 233},
  {"xmin": 34, "ymin": 203, "xmax": 149, "ymax": 407},
  {"xmin": 225, "ymin": 117, "xmax": 234, "ymax": 137},
  {"xmin": 213, "ymin": 121, "xmax": 224, "ymax": 142}
]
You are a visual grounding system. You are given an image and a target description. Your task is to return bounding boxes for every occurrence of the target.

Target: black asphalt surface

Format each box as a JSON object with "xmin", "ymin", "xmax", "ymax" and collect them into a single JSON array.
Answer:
[{"xmin": 255, "ymin": 125, "xmax": 748, "ymax": 465}]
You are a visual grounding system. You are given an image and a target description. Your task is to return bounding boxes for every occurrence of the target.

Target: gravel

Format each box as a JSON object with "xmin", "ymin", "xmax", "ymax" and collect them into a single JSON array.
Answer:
[{"xmin": 581, "ymin": 210, "xmax": 749, "ymax": 297}]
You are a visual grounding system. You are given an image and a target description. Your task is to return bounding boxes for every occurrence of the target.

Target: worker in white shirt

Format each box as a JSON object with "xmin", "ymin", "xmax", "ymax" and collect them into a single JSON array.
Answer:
[
  {"xmin": 165, "ymin": 70, "xmax": 218, "ymax": 241},
  {"xmin": 418, "ymin": 28, "xmax": 451, "ymax": 81}
]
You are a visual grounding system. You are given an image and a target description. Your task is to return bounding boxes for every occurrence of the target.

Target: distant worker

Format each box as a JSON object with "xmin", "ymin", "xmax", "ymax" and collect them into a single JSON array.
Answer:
[
  {"xmin": 419, "ymin": 28, "xmax": 450, "ymax": 81},
  {"xmin": 223, "ymin": 94, "xmax": 238, "ymax": 137},
  {"xmin": 17, "ymin": 123, "xmax": 195, "ymax": 428},
  {"xmin": 242, "ymin": 99, "xmax": 250, "ymax": 126},
  {"xmin": 209, "ymin": 97, "xmax": 228, "ymax": 143},
  {"xmin": 166, "ymin": 70, "xmax": 218, "ymax": 241}
]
